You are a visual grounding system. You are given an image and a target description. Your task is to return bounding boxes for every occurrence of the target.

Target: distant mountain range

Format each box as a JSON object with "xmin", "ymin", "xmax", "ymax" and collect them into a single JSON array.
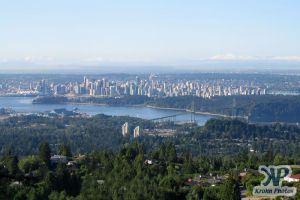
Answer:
[{"xmin": 0, "ymin": 59, "xmax": 300, "ymax": 74}]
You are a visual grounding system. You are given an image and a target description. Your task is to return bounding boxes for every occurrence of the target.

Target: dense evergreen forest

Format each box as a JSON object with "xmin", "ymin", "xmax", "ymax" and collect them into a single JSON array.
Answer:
[
  {"xmin": 1, "ymin": 115, "xmax": 300, "ymax": 199},
  {"xmin": 0, "ymin": 141, "xmax": 240, "ymax": 200},
  {"xmin": 34, "ymin": 95, "xmax": 300, "ymax": 123},
  {"xmin": 0, "ymin": 114, "xmax": 154, "ymax": 156},
  {"xmin": 1, "ymin": 141, "xmax": 300, "ymax": 200},
  {"xmin": 1, "ymin": 115, "xmax": 300, "ymax": 157},
  {"xmin": 1, "ymin": 114, "xmax": 300, "ymax": 157}
]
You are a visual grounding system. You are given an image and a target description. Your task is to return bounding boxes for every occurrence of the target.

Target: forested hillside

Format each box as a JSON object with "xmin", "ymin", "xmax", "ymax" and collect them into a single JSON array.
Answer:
[
  {"xmin": 1, "ymin": 115, "xmax": 300, "ymax": 157},
  {"xmin": 2, "ymin": 141, "xmax": 300, "ymax": 200}
]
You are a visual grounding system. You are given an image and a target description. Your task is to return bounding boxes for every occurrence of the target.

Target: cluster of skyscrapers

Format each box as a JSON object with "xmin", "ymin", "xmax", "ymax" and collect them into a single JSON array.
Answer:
[{"xmin": 34, "ymin": 75, "xmax": 266, "ymax": 98}]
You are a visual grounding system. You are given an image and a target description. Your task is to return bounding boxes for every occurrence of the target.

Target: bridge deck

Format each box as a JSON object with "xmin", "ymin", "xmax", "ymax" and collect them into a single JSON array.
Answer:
[{"xmin": 150, "ymin": 113, "xmax": 185, "ymax": 121}]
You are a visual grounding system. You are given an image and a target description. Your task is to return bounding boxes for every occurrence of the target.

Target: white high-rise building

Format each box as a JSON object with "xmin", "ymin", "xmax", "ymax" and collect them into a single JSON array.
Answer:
[
  {"xmin": 122, "ymin": 122, "xmax": 129, "ymax": 137},
  {"xmin": 133, "ymin": 126, "xmax": 141, "ymax": 138}
]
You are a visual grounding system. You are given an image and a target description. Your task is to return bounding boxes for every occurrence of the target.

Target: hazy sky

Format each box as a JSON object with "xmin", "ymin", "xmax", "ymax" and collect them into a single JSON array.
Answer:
[{"xmin": 1, "ymin": 0, "xmax": 300, "ymax": 71}]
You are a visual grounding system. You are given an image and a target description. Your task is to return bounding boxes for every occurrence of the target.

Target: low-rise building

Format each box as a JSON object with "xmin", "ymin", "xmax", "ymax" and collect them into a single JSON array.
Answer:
[
  {"xmin": 50, "ymin": 155, "xmax": 67, "ymax": 164},
  {"xmin": 284, "ymin": 174, "xmax": 300, "ymax": 182}
]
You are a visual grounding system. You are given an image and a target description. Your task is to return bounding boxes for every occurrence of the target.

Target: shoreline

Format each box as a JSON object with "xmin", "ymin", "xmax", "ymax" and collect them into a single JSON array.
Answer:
[
  {"xmin": 3, "ymin": 95, "xmax": 236, "ymax": 119},
  {"xmin": 68, "ymin": 102, "xmax": 108, "ymax": 106},
  {"xmin": 0, "ymin": 95, "xmax": 38, "ymax": 97},
  {"xmin": 61, "ymin": 101, "xmax": 231, "ymax": 118}
]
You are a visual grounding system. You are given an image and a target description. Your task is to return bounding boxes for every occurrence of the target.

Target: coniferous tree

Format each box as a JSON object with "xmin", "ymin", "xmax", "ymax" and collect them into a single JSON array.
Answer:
[
  {"xmin": 39, "ymin": 142, "xmax": 51, "ymax": 168},
  {"xmin": 58, "ymin": 144, "xmax": 72, "ymax": 157}
]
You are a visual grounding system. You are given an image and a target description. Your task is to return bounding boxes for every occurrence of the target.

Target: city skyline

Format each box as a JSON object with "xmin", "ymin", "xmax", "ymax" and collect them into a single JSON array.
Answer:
[
  {"xmin": 1, "ymin": 0, "xmax": 300, "ymax": 72},
  {"xmin": 2, "ymin": 74, "xmax": 294, "ymax": 98}
]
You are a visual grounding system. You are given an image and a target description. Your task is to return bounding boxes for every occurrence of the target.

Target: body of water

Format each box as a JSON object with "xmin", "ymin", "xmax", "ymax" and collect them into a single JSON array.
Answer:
[{"xmin": 0, "ymin": 97, "xmax": 212, "ymax": 125}]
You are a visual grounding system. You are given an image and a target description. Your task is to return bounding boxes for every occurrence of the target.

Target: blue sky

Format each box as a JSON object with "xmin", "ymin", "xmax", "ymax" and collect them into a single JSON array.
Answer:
[{"xmin": 1, "ymin": 0, "xmax": 300, "ymax": 71}]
